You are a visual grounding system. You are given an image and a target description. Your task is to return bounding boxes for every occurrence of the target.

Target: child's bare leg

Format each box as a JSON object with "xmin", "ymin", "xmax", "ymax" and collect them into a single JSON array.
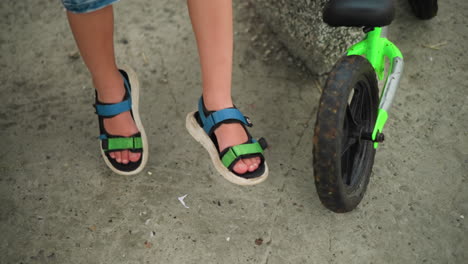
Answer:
[
  {"xmin": 67, "ymin": 6, "xmax": 140, "ymax": 164},
  {"xmin": 187, "ymin": 0, "xmax": 260, "ymax": 174}
]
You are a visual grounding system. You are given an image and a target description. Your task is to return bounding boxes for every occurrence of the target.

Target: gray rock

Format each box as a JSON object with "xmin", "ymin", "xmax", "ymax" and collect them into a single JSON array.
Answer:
[{"xmin": 250, "ymin": 0, "xmax": 362, "ymax": 75}]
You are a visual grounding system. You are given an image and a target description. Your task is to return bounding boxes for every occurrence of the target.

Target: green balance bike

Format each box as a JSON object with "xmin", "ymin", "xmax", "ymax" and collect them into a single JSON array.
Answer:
[{"xmin": 313, "ymin": 0, "xmax": 438, "ymax": 213}]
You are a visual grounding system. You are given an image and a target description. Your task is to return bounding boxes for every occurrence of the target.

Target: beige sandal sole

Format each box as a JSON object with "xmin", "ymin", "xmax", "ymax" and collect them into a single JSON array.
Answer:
[
  {"xmin": 99, "ymin": 65, "xmax": 149, "ymax": 176},
  {"xmin": 185, "ymin": 111, "xmax": 268, "ymax": 186}
]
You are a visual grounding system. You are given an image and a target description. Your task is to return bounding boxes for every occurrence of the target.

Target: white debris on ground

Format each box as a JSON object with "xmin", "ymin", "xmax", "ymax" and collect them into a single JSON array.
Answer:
[{"xmin": 178, "ymin": 194, "xmax": 190, "ymax": 209}]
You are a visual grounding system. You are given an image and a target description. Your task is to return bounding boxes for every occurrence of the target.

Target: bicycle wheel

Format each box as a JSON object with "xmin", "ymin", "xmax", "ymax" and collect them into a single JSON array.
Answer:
[
  {"xmin": 313, "ymin": 55, "xmax": 379, "ymax": 213},
  {"xmin": 408, "ymin": 0, "xmax": 438, "ymax": 20}
]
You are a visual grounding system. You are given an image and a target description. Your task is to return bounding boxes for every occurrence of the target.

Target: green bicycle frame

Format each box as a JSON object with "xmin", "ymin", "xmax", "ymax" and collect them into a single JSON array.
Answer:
[{"xmin": 347, "ymin": 27, "xmax": 404, "ymax": 148}]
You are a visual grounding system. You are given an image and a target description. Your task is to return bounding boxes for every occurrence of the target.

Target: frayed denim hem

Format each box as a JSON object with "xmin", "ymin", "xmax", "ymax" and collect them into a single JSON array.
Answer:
[{"xmin": 62, "ymin": 0, "xmax": 120, "ymax": 14}]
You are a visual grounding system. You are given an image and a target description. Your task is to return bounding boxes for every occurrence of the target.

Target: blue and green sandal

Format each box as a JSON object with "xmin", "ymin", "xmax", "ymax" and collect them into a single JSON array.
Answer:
[
  {"xmin": 186, "ymin": 98, "xmax": 268, "ymax": 185},
  {"xmin": 94, "ymin": 66, "xmax": 148, "ymax": 175}
]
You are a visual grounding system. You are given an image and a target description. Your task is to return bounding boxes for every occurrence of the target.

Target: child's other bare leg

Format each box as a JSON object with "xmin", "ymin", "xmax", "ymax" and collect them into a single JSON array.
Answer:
[{"xmin": 187, "ymin": 0, "xmax": 261, "ymax": 175}]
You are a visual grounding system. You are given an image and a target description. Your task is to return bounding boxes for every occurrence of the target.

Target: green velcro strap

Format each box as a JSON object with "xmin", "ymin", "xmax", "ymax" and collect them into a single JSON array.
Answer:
[
  {"xmin": 106, "ymin": 137, "xmax": 143, "ymax": 151},
  {"xmin": 221, "ymin": 142, "xmax": 264, "ymax": 168}
]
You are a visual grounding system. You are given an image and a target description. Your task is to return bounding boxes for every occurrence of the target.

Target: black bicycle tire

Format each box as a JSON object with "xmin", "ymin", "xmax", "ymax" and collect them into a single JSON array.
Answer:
[
  {"xmin": 313, "ymin": 55, "xmax": 379, "ymax": 213},
  {"xmin": 408, "ymin": 0, "xmax": 438, "ymax": 20}
]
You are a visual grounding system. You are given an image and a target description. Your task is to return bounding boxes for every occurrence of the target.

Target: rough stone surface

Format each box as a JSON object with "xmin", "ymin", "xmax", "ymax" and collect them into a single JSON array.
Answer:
[{"xmin": 250, "ymin": 0, "xmax": 362, "ymax": 75}]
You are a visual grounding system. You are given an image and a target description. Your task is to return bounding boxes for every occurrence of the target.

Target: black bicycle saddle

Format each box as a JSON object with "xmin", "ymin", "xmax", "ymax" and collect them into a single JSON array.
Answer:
[{"xmin": 323, "ymin": 0, "xmax": 395, "ymax": 27}]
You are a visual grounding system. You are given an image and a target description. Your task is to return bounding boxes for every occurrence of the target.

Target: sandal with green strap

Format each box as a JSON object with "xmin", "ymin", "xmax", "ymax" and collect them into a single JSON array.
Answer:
[
  {"xmin": 186, "ymin": 97, "xmax": 269, "ymax": 185},
  {"xmin": 94, "ymin": 66, "xmax": 148, "ymax": 175}
]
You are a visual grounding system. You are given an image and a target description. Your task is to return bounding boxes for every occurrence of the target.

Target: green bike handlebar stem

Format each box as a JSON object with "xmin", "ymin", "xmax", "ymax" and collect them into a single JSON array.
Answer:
[{"xmin": 347, "ymin": 27, "xmax": 404, "ymax": 148}]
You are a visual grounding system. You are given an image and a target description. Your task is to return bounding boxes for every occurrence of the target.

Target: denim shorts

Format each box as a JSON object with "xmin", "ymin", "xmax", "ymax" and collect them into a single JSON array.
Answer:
[{"xmin": 62, "ymin": 0, "xmax": 120, "ymax": 13}]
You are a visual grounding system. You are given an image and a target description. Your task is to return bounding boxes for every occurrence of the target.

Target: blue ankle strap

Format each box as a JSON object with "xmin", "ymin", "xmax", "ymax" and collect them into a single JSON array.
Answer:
[
  {"xmin": 95, "ymin": 73, "xmax": 132, "ymax": 117},
  {"xmin": 198, "ymin": 97, "xmax": 250, "ymax": 135}
]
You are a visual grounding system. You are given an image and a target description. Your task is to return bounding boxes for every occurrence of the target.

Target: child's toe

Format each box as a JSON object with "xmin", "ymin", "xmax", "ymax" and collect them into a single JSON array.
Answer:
[
  {"xmin": 115, "ymin": 152, "xmax": 122, "ymax": 163},
  {"xmin": 121, "ymin": 150, "xmax": 129, "ymax": 164},
  {"xmin": 129, "ymin": 152, "xmax": 141, "ymax": 162},
  {"xmin": 243, "ymin": 158, "xmax": 253, "ymax": 167},
  {"xmin": 254, "ymin": 157, "xmax": 261, "ymax": 167},
  {"xmin": 248, "ymin": 161, "xmax": 259, "ymax": 172},
  {"xmin": 233, "ymin": 160, "xmax": 248, "ymax": 174}
]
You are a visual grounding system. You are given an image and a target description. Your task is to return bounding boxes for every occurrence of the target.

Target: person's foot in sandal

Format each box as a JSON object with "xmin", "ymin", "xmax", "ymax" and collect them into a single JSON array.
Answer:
[
  {"xmin": 94, "ymin": 70, "xmax": 141, "ymax": 164},
  {"xmin": 186, "ymin": 97, "xmax": 268, "ymax": 186},
  {"xmin": 94, "ymin": 67, "xmax": 148, "ymax": 175},
  {"xmin": 207, "ymin": 107, "xmax": 262, "ymax": 175}
]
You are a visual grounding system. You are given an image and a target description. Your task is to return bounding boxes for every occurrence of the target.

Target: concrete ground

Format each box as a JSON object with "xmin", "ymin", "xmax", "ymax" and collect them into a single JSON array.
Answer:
[{"xmin": 0, "ymin": 0, "xmax": 466, "ymax": 263}]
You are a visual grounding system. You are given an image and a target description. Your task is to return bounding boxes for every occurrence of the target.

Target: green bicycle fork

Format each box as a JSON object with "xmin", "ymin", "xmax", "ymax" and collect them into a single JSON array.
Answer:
[{"xmin": 347, "ymin": 27, "xmax": 404, "ymax": 148}]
